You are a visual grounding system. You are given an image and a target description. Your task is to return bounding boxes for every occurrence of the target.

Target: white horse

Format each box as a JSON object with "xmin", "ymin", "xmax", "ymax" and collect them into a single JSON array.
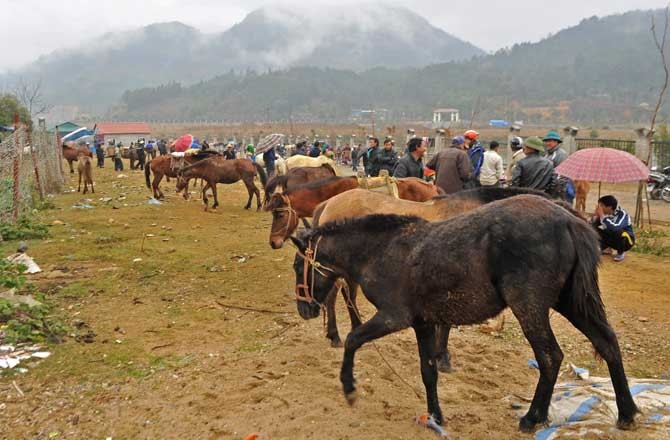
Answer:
[
  {"xmin": 255, "ymin": 154, "xmax": 287, "ymax": 176},
  {"xmin": 285, "ymin": 155, "xmax": 338, "ymax": 174}
]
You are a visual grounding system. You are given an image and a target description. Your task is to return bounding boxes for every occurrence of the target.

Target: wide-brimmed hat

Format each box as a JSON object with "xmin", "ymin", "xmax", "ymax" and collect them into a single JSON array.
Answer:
[
  {"xmin": 543, "ymin": 130, "xmax": 562, "ymax": 143},
  {"xmin": 524, "ymin": 136, "xmax": 545, "ymax": 152}
]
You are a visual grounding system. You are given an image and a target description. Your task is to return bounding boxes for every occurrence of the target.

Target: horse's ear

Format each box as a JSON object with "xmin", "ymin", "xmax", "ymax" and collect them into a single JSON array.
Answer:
[
  {"xmin": 301, "ymin": 218, "xmax": 312, "ymax": 229},
  {"xmin": 289, "ymin": 236, "xmax": 306, "ymax": 252}
]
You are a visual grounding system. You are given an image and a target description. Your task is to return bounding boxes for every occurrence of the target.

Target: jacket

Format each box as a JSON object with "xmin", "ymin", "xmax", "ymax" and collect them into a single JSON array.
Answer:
[
  {"xmin": 377, "ymin": 148, "xmax": 399, "ymax": 174},
  {"xmin": 595, "ymin": 207, "xmax": 635, "ymax": 240},
  {"xmin": 511, "ymin": 153, "xmax": 556, "ymax": 192},
  {"xmin": 546, "ymin": 146, "xmax": 568, "ymax": 167},
  {"xmin": 393, "ymin": 153, "xmax": 424, "ymax": 179},
  {"xmin": 468, "ymin": 142, "xmax": 485, "ymax": 179},
  {"xmin": 507, "ymin": 149, "xmax": 525, "ymax": 179},
  {"xmin": 263, "ymin": 148, "xmax": 277, "ymax": 168},
  {"xmin": 479, "ymin": 150, "xmax": 503, "ymax": 186},
  {"xmin": 366, "ymin": 146, "xmax": 381, "ymax": 177},
  {"xmin": 426, "ymin": 147, "xmax": 472, "ymax": 194}
]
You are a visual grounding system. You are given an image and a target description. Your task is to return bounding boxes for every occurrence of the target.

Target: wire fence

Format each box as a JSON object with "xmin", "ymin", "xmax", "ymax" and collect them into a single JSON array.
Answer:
[{"xmin": 0, "ymin": 123, "xmax": 64, "ymax": 223}]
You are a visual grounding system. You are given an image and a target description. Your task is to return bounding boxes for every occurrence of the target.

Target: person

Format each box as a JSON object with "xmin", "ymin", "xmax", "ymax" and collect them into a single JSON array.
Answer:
[
  {"xmin": 394, "ymin": 137, "xmax": 427, "ymax": 179},
  {"xmin": 86, "ymin": 142, "xmax": 95, "ymax": 155},
  {"xmin": 201, "ymin": 138, "xmax": 210, "ymax": 150},
  {"xmin": 223, "ymin": 143, "xmax": 236, "ymax": 160},
  {"xmin": 464, "ymin": 130, "xmax": 484, "ymax": 186},
  {"xmin": 145, "ymin": 139, "xmax": 156, "ymax": 160},
  {"xmin": 543, "ymin": 130, "xmax": 568, "ymax": 167},
  {"xmin": 479, "ymin": 141, "xmax": 504, "ymax": 186},
  {"xmin": 263, "ymin": 146, "xmax": 277, "ymax": 177},
  {"xmin": 94, "ymin": 141, "xmax": 104, "ymax": 168},
  {"xmin": 365, "ymin": 137, "xmax": 381, "ymax": 177},
  {"xmin": 308, "ymin": 142, "xmax": 321, "ymax": 157},
  {"xmin": 114, "ymin": 142, "xmax": 124, "ymax": 171},
  {"xmin": 378, "ymin": 138, "xmax": 398, "ymax": 175},
  {"xmin": 294, "ymin": 141, "xmax": 307, "ymax": 156},
  {"xmin": 506, "ymin": 136, "xmax": 525, "ymax": 180},
  {"xmin": 246, "ymin": 144, "xmax": 255, "ymax": 161},
  {"xmin": 342, "ymin": 144, "xmax": 351, "ymax": 165},
  {"xmin": 351, "ymin": 144, "xmax": 361, "ymax": 172},
  {"xmin": 426, "ymin": 135, "xmax": 472, "ymax": 194},
  {"xmin": 590, "ymin": 195, "xmax": 635, "ymax": 262},
  {"xmin": 135, "ymin": 139, "xmax": 146, "ymax": 170},
  {"xmin": 511, "ymin": 136, "xmax": 556, "ymax": 193},
  {"xmin": 157, "ymin": 139, "xmax": 167, "ymax": 156}
]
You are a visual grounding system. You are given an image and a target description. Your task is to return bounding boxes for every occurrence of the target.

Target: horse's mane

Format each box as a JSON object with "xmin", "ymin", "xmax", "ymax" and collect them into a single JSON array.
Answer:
[
  {"xmin": 264, "ymin": 175, "xmax": 290, "ymax": 200},
  {"xmin": 284, "ymin": 175, "xmax": 349, "ymax": 195},
  {"xmin": 306, "ymin": 214, "xmax": 425, "ymax": 240},
  {"xmin": 433, "ymin": 186, "xmax": 548, "ymax": 203}
]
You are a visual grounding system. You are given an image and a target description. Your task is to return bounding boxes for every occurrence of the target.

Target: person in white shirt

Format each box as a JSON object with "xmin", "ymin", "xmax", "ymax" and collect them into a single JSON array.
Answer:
[
  {"xmin": 479, "ymin": 141, "xmax": 504, "ymax": 186},
  {"xmin": 507, "ymin": 136, "xmax": 525, "ymax": 179}
]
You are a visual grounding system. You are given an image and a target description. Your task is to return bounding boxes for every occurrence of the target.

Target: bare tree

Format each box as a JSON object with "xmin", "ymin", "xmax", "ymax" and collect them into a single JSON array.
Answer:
[{"xmin": 14, "ymin": 77, "xmax": 52, "ymax": 117}]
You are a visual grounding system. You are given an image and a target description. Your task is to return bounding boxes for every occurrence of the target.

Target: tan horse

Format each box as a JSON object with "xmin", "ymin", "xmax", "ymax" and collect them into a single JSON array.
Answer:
[
  {"xmin": 575, "ymin": 180, "xmax": 591, "ymax": 214},
  {"xmin": 62, "ymin": 143, "xmax": 92, "ymax": 174},
  {"xmin": 285, "ymin": 155, "xmax": 338, "ymax": 174},
  {"xmin": 77, "ymin": 155, "xmax": 94, "ymax": 194}
]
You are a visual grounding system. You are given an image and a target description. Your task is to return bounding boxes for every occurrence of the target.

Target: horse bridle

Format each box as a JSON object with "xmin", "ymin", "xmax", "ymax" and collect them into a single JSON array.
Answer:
[
  {"xmin": 294, "ymin": 236, "xmax": 336, "ymax": 305},
  {"xmin": 272, "ymin": 194, "xmax": 299, "ymax": 237}
]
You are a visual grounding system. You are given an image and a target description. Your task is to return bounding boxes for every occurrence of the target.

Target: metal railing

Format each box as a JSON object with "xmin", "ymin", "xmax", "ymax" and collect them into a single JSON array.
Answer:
[{"xmin": 576, "ymin": 138, "xmax": 670, "ymax": 168}]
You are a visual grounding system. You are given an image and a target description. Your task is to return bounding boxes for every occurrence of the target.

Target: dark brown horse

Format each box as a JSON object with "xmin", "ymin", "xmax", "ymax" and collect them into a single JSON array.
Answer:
[
  {"xmin": 176, "ymin": 157, "xmax": 268, "ymax": 211},
  {"xmin": 263, "ymin": 164, "xmax": 337, "ymax": 204},
  {"xmin": 145, "ymin": 151, "xmax": 219, "ymax": 199},
  {"xmin": 290, "ymin": 196, "xmax": 638, "ymax": 432},
  {"xmin": 77, "ymin": 155, "xmax": 94, "ymax": 194},
  {"xmin": 265, "ymin": 175, "xmax": 443, "ymax": 248},
  {"xmin": 62, "ymin": 143, "xmax": 92, "ymax": 174}
]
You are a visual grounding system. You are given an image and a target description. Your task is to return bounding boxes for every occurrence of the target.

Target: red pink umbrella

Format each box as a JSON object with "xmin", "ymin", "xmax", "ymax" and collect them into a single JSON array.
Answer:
[
  {"xmin": 555, "ymin": 148, "xmax": 649, "ymax": 183},
  {"xmin": 173, "ymin": 134, "xmax": 194, "ymax": 152}
]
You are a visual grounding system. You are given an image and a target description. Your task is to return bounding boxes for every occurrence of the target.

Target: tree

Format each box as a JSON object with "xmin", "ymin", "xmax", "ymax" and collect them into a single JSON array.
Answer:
[
  {"xmin": 0, "ymin": 94, "xmax": 31, "ymax": 127},
  {"xmin": 14, "ymin": 77, "xmax": 51, "ymax": 117}
]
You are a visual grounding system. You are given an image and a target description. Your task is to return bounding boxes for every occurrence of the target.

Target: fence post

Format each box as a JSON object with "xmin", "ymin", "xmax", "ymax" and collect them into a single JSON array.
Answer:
[
  {"xmin": 55, "ymin": 124, "xmax": 66, "ymax": 180},
  {"xmin": 562, "ymin": 126, "xmax": 579, "ymax": 155},
  {"xmin": 12, "ymin": 114, "xmax": 20, "ymax": 221},
  {"xmin": 635, "ymin": 127, "xmax": 652, "ymax": 166},
  {"xmin": 26, "ymin": 124, "xmax": 44, "ymax": 201}
]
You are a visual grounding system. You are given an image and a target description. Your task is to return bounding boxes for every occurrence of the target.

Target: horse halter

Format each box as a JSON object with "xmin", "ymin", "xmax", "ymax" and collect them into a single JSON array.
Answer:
[
  {"xmin": 294, "ymin": 236, "xmax": 336, "ymax": 305},
  {"xmin": 272, "ymin": 194, "xmax": 298, "ymax": 237}
]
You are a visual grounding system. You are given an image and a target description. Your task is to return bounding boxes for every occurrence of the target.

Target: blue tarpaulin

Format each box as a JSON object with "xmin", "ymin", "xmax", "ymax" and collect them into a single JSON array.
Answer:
[
  {"xmin": 62, "ymin": 127, "xmax": 93, "ymax": 142},
  {"xmin": 489, "ymin": 120, "xmax": 509, "ymax": 127}
]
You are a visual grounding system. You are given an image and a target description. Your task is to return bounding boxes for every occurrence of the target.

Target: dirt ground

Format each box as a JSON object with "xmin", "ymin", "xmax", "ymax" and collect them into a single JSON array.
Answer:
[{"xmin": 1, "ymin": 159, "xmax": 669, "ymax": 439}]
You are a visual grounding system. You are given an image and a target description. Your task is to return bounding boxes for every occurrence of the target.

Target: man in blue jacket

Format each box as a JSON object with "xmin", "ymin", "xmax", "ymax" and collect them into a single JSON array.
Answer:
[{"xmin": 591, "ymin": 195, "xmax": 635, "ymax": 262}]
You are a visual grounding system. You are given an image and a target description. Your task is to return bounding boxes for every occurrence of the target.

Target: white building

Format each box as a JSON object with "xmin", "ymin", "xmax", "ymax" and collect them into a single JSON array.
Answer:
[
  {"xmin": 432, "ymin": 108, "xmax": 460, "ymax": 126},
  {"xmin": 93, "ymin": 122, "xmax": 151, "ymax": 145}
]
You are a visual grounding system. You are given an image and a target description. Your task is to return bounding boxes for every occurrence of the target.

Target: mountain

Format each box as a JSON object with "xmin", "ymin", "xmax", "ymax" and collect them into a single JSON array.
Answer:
[
  {"xmin": 0, "ymin": 5, "xmax": 483, "ymax": 112},
  {"xmin": 115, "ymin": 9, "xmax": 668, "ymax": 124}
]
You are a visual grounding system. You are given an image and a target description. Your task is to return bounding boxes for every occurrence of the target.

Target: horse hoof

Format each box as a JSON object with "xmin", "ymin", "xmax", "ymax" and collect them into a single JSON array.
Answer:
[
  {"xmin": 617, "ymin": 415, "xmax": 639, "ymax": 431},
  {"xmin": 345, "ymin": 390, "xmax": 358, "ymax": 406},
  {"xmin": 518, "ymin": 415, "xmax": 545, "ymax": 433},
  {"xmin": 330, "ymin": 338, "xmax": 343, "ymax": 348}
]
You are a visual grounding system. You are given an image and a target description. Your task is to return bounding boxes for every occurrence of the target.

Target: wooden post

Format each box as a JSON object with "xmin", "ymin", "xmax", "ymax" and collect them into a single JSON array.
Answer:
[
  {"xmin": 26, "ymin": 124, "xmax": 44, "ymax": 201},
  {"xmin": 55, "ymin": 124, "xmax": 66, "ymax": 180},
  {"xmin": 12, "ymin": 114, "xmax": 20, "ymax": 221}
]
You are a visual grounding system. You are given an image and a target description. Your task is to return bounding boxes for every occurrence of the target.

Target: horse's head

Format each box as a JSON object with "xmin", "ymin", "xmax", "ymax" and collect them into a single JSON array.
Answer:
[
  {"xmin": 267, "ymin": 193, "xmax": 299, "ymax": 249},
  {"xmin": 290, "ymin": 235, "xmax": 337, "ymax": 320},
  {"xmin": 175, "ymin": 173, "xmax": 189, "ymax": 193}
]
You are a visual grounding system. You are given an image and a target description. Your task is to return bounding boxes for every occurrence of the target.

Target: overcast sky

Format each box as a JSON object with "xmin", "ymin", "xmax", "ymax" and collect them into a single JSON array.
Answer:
[{"xmin": 1, "ymin": 0, "xmax": 668, "ymax": 72}]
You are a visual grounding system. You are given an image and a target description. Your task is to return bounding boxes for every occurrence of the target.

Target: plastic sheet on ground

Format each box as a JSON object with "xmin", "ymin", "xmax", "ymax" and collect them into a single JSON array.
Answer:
[
  {"xmin": 0, "ymin": 344, "xmax": 50, "ymax": 370},
  {"xmin": 6, "ymin": 253, "xmax": 41, "ymax": 273},
  {"xmin": 508, "ymin": 364, "xmax": 670, "ymax": 439}
]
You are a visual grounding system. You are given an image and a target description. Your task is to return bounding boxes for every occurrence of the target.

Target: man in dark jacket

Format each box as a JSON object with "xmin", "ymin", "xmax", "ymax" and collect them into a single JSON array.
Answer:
[
  {"xmin": 223, "ymin": 144, "xmax": 236, "ymax": 160},
  {"xmin": 263, "ymin": 146, "xmax": 277, "ymax": 177},
  {"xmin": 394, "ymin": 137, "xmax": 426, "ymax": 179},
  {"xmin": 378, "ymin": 138, "xmax": 398, "ymax": 175},
  {"xmin": 294, "ymin": 141, "xmax": 307, "ymax": 156},
  {"xmin": 511, "ymin": 136, "xmax": 556, "ymax": 193},
  {"xmin": 590, "ymin": 195, "xmax": 635, "ymax": 262},
  {"xmin": 365, "ymin": 137, "xmax": 381, "ymax": 176},
  {"xmin": 426, "ymin": 136, "xmax": 472, "ymax": 194}
]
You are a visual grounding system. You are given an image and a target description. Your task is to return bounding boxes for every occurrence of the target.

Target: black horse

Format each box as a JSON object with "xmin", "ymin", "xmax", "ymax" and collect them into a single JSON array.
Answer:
[{"xmin": 290, "ymin": 195, "xmax": 638, "ymax": 432}]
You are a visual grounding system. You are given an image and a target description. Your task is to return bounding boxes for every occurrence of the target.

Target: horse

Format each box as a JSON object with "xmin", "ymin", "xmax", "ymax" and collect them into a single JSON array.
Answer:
[
  {"xmin": 285, "ymin": 154, "xmax": 338, "ymax": 173},
  {"xmin": 265, "ymin": 176, "xmax": 444, "ymax": 249},
  {"xmin": 176, "ymin": 157, "xmax": 268, "ymax": 211},
  {"xmin": 575, "ymin": 180, "xmax": 591, "ymax": 214},
  {"xmin": 62, "ymin": 143, "xmax": 92, "ymax": 174},
  {"xmin": 77, "ymin": 155, "xmax": 94, "ymax": 194},
  {"xmin": 289, "ymin": 196, "xmax": 638, "ymax": 432},
  {"xmin": 263, "ymin": 164, "xmax": 337, "ymax": 204},
  {"xmin": 255, "ymin": 154, "xmax": 288, "ymax": 176},
  {"xmin": 145, "ymin": 151, "xmax": 219, "ymax": 200}
]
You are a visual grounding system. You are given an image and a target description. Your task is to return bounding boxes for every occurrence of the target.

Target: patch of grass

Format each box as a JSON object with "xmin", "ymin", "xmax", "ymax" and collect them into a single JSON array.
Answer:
[
  {"xmin": 631, "ymin": 229, "xmax": 670, "ymax": 257},
  {"xmin": 0, "ymin": 214, "xmax": 49, "ymax": 240},
  {"xmin": 0, "ymin": 299, "xmax": 69, "ymax": 344}
]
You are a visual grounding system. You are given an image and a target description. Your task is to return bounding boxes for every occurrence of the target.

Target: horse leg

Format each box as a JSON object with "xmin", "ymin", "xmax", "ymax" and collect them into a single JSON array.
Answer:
[
  {"xmin": 325, "ymin": 283, "xmax": 342, "ymax": 347},
  {"xmin": 78, "ymin": 171, "xmax": 82, "ymax": 192},
  {"xmin": 435, "ymin": 325, "xmax": 452, "ymax": 373},
  {"xmin": 209, "ymin": 183, "xmax": 218, "ymax": 210},
  {"xmin": 243, "ymin": 179, "xmax": 254, "ymax": 210},
  {"xmin": 510, "ymin": 307, "xmax": 563, "ymax": 432},
  {"xmin": 69, "ymin": 160, "xmax": 74, "ymax": 174},
  {"xmin": 343, "ymin": 280, "xmax": 362, "ymax": 330},
  {"xmin": 555, "ymin": 303, "xmax": 638, "ymax": 429},
  {"xmin": 206, "ymin": 183, "xmax": 218, "ymax": 209},
  {"xmin": 414, "ymin": 319, "xmax": 443, "ymax": 425},
  {"xmin": 341, "ymin": 311, "xmax": 406, "ymax": 404},
  {"xmin": 90, "ymin": 178, "xmax": 94, "ymax": 193}
]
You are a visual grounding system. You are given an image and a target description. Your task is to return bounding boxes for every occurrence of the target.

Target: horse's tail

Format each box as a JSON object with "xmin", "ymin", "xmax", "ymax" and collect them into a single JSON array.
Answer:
[
  {"xmin": 565, "ymin": 219, "xmax": 609, "ymax": 328},
  {"xmin": 254, "ymin": 162, "xmax": 268, "ymax": 188},
  {"xmin": 145, "ymin": 160, "xmax": 152, "ymax": 188},
  {"xmin": 263, "ymin": 175, "xmax": 289, "ymax": 205}
]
